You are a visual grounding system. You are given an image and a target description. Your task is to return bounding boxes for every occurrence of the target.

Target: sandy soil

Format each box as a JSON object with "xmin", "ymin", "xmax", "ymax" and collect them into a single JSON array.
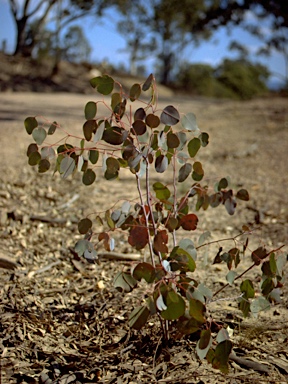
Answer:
[{"xmin": 0, "ymin": 91, "xmax": 287, "ymax": 383}]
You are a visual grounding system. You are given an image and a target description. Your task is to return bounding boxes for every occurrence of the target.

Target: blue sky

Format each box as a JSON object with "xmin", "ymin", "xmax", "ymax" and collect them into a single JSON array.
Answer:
[{"xmin": 0, "ymin": 1, "xmax": 286, "ymax": 88}]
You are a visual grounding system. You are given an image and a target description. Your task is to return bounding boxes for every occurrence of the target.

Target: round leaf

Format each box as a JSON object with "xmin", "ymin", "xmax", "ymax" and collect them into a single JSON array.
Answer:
[
  {"xmin": 129, "ymin": 83, "xmax": 141, "ymax": 101},
  {"xmin": 133, "ymin": 262, "xmax": 156, "ymax": 283},
  {"xmin": 155, "ymin": 154, "xmax": 168, "ymax": 173},
  {"xmin": 134, "ymin": 107, "xmax": 146, "ymax": 121},
  {"xmin": 32, "ymin": 127, "xmax": 47, "ymax": 145},
  {"xmin": 78, "ymin": 218, "xmax": 93, "ymax": 234},
  {"xmin": 178, "ymin": 163, "xmax": 192, "ymax": 182},
  {"xmin": 181, "ymin": 113, "xmax": 200, "ymax": 134},
  {"xmin": 38, "ymin": 159, "xmax": 50, "ymax": 173},
  {"xmin": 188, "ymin": 138, "xmax": 201, "ymax": 158},
  {"xmin": 84, "ymin": 101, "xmax": 97, "ymax": 120},
  {"xmin": 24, "ymin": 116, "xmax": 38, "ymax": 134},
  {"xmin": 145, "ymin": 114, "xmax": 160, "ymax": 128},
  {"xmin": 153, "ymin": 182, "xmax": 171, "ymax": 200},
  {"xmin": 180, "ymin": 214, "xmax": 198, "ymax": 231},
  {"xmin": 129, "ymin": 305, "xmax": 150, "ymax": 330},
  {"xmin": 60, "ymin": 156, "xmax": 75, "ymax": 179},
  {"xmin": 128, "ymin": 226, "xmax": 149, "ymax": 250},
  {"xmin": 167, "ymin": 132, "xmax": 180, "ymax": 148},
  {"xmin": 236, "ymin": 189, "xmax": 249, "ymax": 201},
  {"xmin": 82, "ymin": 169, "xmax": 96, "ymax": 185},
  {"xmin": 160, "ymin": 105, "xmax": 180, "ymax": 126},
  {"xmin": 142, "ymin": 73, "xmax": 154, "ymax": 91},
  {"xmin": 132, "ymin": 120, "xmax": 147, "ymax": 136},
  {"xmin": 48, "ymin": 121, "xmax": 57, "ymax": 135},
  {"xmin": 83, "ymin": 120, "xmax": 97, "ymax": 141},
  {"xmin": 160, "ymin": 290, "xmax": 185, "ymax": 320},
  {"xmin": 27, "ymin": 143, "xmax": 38, "ymax": 157},
  {"xmin": 90, "ymin": 75, "xmax": 114, "ymax": 95},
  {"xmin": 28, "ymin": 151, "xmax": 41, "ymax": 166}
]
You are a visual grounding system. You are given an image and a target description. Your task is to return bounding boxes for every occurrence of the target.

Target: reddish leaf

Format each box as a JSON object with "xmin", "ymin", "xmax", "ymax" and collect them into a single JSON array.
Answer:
[
  {"xmin": 180, "ymin": 214, "xmax": 198, "ymax": 231},
  {"xmin": 251, "ymin": 246, "xmax": 267, "ymax": 265},
  {"xmin": 128, "ymin": 226, "xmax": 149, "ymax": 250},
  {"xmin": 154, "ymin": 230, "xmax": 168, "ymax": 253}
]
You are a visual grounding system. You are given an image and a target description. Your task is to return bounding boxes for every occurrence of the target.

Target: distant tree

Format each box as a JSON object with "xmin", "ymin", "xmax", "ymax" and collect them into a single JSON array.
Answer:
[
  {"xmin": 34, "ymin": 25, "xmax": 91, "ymax": 64},
  {"xmin": 62, "ymin": 25, "xmax": 91, "ymax": 62},
  {"xmin": 9, "ymin": 0, "xmax": 118, "ymax": 57},
  {"xmin": 175, "ymin": 59, "xmax": 269, "ymax": 99},
  {"xmin": 215, "ymin": 58, "xmax": 270, "ymax": 99},
  {"xmin": 116, "ymin": 0, "xmax": 287, "ymax": 85}
]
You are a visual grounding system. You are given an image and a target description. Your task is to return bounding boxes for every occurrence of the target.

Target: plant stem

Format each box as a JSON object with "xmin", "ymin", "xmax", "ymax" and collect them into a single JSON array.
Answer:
[{"xmin": 136, "ymin": 172, "xmax": 155, "ymax": 268}]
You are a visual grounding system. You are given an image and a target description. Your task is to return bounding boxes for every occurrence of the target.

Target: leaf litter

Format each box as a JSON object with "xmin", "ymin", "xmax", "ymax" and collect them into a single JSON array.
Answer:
[{"xmin": 0, "ymin": 95, "xmax": 288, "ymax": 383}]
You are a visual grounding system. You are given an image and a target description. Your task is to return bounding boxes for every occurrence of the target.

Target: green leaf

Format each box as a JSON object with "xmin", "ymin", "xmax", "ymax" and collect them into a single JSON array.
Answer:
[
  {"xmin": 130, "ymin": 83, "xmax": 141, "ymax": 101},
  {"xmin": 103, "ymin": 126, "xmax": 126, "ymax": 145},
  {"xmin": 111, "ymin": 93, "xmax": 121, "ymax": 110},
  {"xmin": 89, "ymin": 149, "xmax": 99, "ymax": 164},
  {"xmin": 198, "ymin": 231, "xmax": 211, "ymax": 246},
  {"xmin": 240, "ymin": 279, "xmax": 255, "ymax": 299},
  {"xmin": 129, "ymin": 305, "xmax": 150, "ymax": 330},
  {"xmin": 113, "ymin": 271, "xmax": 137, "ymax": 292},
  {"xmin": 236, "ymin": 188, "xmax": 249, "ymax": 201},
  {"xmin": 60, "ymin": 157, "xmax": 75, "ymax": 179},
  {"xmin": 226, "ymin": 270, "xmax": 237, "ymax": 285},
  {"xmin": 24, "ymin": 116, "xmax": 38, "ymax": 134},
  {"xmin": 160, "ymin": 105, "xmax": 180, "ymax": 126},
  {"xmin": 78, "ymin": 218, "xmax": 92, "ymax": 235},
  {"xmin": 28, "ymin": 151, "xmax": 41, "ymax": 166},
  {"xmin": 84, "ymin": 101, "xmax": 97, "ymax": 120},
  {"xmin": 83, "ymin": 120, "xmax": 97, "ymax": 141},
  {"xmin": 196, "ymin": 329, "xmax": 212, "ymax": 360},
  {"xmin": 178, "ymin": 163, "xmax": 192, "ymax": 182},
  {"xmin": 82, "ymin": 169, "xmax": 96, "ymax": 185},
  {"xmin": 75, "ymin": 239, "xmax": 91, "ymax": 257},
  {"xmin": 199, "ymin": 132, "xmax": 209, "ymax": 147},
  {"xmin": 189, "ymin": 299, "xmax": 206, "ymax": 323},
  {"xmin": 38, "ymin": 159, "xmax": 50, "ymax": 173},
  {"xmin": 142, "ymin": 73, "xmax": 154, "ymax": 91},
  {"xmin": 32, "ymin": 127, "xmax": 47, "ymax": 145},
  {"xmin": 105, "ymin": 157, "xmax": 120, "ymax": 180},
  {"xmin": 48, "ymin": 121, "xmax": 57, "ymax": 135},
  {"xmin": 212, "ymin": 340, "xmax": 233, "ymax": 373},
  {"xmin": 27, "ymin": 143, "xmax": 38, "ymax": 156},
  {"xmin": 169, "ymin": 247, "xmax": 196, "ymax": 272},
  {"xmin": 176, "ymin": 316, "xmax": 202, "ymax": 335},
  {"xmin": 41, "ymin": 146, "xmax": 55, "ymax": 160},
  {"xmin": 250, "ymin": 296, "xmax": 270, "ymax": 315},
  {"xmin": 133, "ymin": 262, "xmax": 156, "ymax": 283},
  {"xmin": 261, "ymin": 277, "xmax": 275, "ymax": 295},
  {"xmin": 187, "ymin": 138, "xmax": 201, "ymax": 158},
  {"xmin": 155, "ymin": 154, "xmax": 168, "ymax": 173},
  {"xmin": 239, "ymin": 297, "xmax": 250, "ymax": 317},
  {"xmin": 160, "ymin": 290, "xmax": 186, "ymax": 320},
  {"xmin": 181, "ymin": 113, "xmax": 200, "ymax": 134},
  {"xmin": 192, "ymin": 161, "xmax": 204, "ymax": 181},
  {"xmin": 90, "ymin": 75, "xmax": 114, "ymax": 95},
  {"xmin": 218, "ymin": 177, "xmax": 228, "ymax": 191},
  {"xmin": 153, "ymin": 182, "xmax": 171, "ymax": 200}
]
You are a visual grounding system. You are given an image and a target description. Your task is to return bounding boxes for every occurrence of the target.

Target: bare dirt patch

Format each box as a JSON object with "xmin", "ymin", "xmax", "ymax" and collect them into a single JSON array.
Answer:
[{"xmin": 0, "ymin": 91, "xmax": 287, "ymax": 383}]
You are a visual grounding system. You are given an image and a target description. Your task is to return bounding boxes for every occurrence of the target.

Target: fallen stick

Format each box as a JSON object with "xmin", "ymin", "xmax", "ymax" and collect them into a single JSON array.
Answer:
[{"xmin": 229, "ymin": 353, "xmax": 270, "ymax": 373}]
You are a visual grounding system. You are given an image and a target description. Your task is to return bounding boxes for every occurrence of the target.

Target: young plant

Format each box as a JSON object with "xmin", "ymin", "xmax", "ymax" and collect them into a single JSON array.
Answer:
[{"xmin": 24, "ymin": 74, "xmax": 287, "ymax": 373}]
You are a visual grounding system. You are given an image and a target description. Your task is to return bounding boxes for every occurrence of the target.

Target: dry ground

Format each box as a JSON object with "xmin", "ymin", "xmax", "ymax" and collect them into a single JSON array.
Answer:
[{"xmin": 0, "ymin": 89, "xmax": 288, "ymax": 383}]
